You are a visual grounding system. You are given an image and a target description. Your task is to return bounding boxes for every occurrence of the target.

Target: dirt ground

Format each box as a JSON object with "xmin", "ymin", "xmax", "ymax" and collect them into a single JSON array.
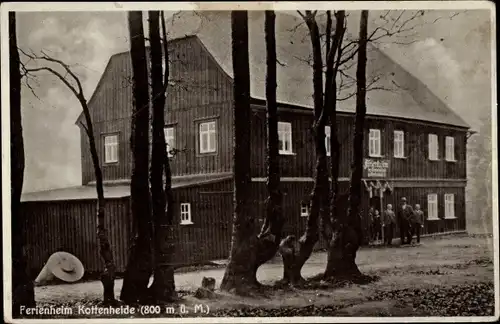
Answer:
[{"xmin": 31, "ymin": 234, "xmax": 496, "ymax": 318}]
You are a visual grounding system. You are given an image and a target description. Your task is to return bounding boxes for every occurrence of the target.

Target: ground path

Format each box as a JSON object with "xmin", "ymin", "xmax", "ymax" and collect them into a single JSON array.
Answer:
[{"xmin": 35, "ymin": 234, "xmax": 494, "ymax": 306}]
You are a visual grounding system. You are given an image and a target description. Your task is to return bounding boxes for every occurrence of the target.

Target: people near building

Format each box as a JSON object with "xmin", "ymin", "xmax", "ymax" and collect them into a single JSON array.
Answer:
[
  {"xmin": 368, "ymin": 206, "xmax": 375, "ymax": 244},
  {"xmin": 398, "ymin": 197, "xmax": 414, "ymax": 245},
  {"xmin": 371, "ymin": 209, "xmax": 383, "ymax": 244},
  {"xmin": 409, "ymin": 203, "xmax": 425, "ymax": 244},
  {"xmin": 383, "ymin": 204, "xmax": 396, "ymax": 246}
]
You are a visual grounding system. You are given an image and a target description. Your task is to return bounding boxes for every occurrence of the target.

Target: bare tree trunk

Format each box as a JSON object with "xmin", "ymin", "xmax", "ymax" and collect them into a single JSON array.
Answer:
[
  {"xmin": 10, "ymin": 12, "xmax": 36, "ymax": 317},
  {"xmin": 220, "ymin": 11, "xmax": 258, "ymax": 293},
  {"xmin": 19, "ymin": 31, "xmax": 117, "ymax": 304},
  {"xmin": 121, "ymin": 11, "xmax": 153, "ymax": 304},
  {"xmin": 326, "ymin": 10, "xmax": 369, "ymax": 279},
  {"xmin": 147, "ymin": 10, "xmax": 177, "ymax": 303},
  {"xmin": 280, "ymin": 11, "xmax": 327, "ymax": 285},
  {"xmin": 254, "ymin": 10, "xmax": 284, "ymax": 271},
  {"xmin": 82, "ymin": 88, "xmax": 116, "ymax": 304}
]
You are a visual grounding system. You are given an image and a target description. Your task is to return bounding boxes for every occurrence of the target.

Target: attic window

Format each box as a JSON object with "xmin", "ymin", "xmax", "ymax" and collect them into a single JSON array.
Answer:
[{"xmin": 104, "ymin": 134, "xmax": 119, "ymax": 164}]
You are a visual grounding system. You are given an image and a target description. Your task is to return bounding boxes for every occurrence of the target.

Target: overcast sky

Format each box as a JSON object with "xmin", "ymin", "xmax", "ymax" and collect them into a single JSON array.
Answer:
[{"xmin": 14, "ymin": 9, "xmax": 492, "ymax": 193}]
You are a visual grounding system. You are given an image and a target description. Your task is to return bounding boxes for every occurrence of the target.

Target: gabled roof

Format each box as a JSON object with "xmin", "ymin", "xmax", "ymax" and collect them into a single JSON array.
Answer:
[
  {"xmin": 162, "ymin": 11, "xmax": 469, "ymax": 129},
  {"xmin": 78, "ymin": 11, "xmax": 469, "ymax": 129}
]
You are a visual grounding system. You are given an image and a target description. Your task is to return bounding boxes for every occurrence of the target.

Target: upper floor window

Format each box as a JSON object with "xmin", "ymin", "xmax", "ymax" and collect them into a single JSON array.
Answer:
[
  {"xmin": 445, "ymin": 136, "xmax": 455, "ymax": 161},
  {"xmin": 278, "ymin": 122, "xmax": 293, "ymax": 155},
  {"xmin": 104, "ymin": 134, "xmax": 119, "ymax": 164},
  {"xmin": 394, "ymin": 130, "xmax": 405, "ymax": 158},
  {"xmin": 180, "ymin": 203, "xmax": 193, "ymax": 225},
  {"xmin": 368, "ymin": 129, "xmax": 381, "ymax": 157},
  {"xmin": 427, "ymin": 193, "xmax": 439, "ymax": 220},
  {"xmin": 444, "ymin": 194, "xmax": 456, "ymax": 219},
  {"xmin": 325, "ymin": 126, "xmax": 331, "ymax": 156},
  {"xmin": 164, "ymin": 127, "xmax": 175, "ymax": 157},
  {"xmin": 199, "ymin": 121, "xmax": 217, "ymax": 154},
  {"xmin": 428, "ymin": 134, "xmax": 439, "ymax": 160}
]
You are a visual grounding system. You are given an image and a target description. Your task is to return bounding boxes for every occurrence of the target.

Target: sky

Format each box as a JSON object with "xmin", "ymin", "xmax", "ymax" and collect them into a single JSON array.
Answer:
[{"xmin": 12, "ymin": 8, "xmax": 493, "ymax": 193}]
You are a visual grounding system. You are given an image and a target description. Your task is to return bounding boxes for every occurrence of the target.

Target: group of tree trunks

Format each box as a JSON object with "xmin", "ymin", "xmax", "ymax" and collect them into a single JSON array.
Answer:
[
  {"xmin": 10, "ymin": 9, "xmax": 370, "ymax": 313},
  {"xmin": 223, "ymin": 10, "xmax": 370, "ymax": 290},
  {"xmin": 120, "ymin": 11, "xmax": 176, "ymax": 304}
]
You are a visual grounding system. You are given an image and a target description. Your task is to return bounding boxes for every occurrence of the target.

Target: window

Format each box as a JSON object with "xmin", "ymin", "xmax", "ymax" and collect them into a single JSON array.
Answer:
[
  {"xmin": 104, "ymin": 134, "xmax": 119, "ymax": 163},
  {"xmin": 427, "ymin": 194, "xmax": 439, "ymax": 220},
  {"xmin": 180, "ymin": 203, "xmax": 192, "ymax": 225},
  {"xmin": 428, "ymin": 134, "xmax": 439, "ymax": 160},
  {"xmin": 444, "ymin": 194, "xmax": 455, "ymax": 219},
  {"xmin": 199, "ymin": 121, "xmax": 217, "ymax": 154},
  {"xmin": 325, "ymin": 126, "xmax": 331, "ymax": 156},
  {"xmin": 278, "ymin": 122, "xmax": 293, "ymax": 154},
  {"xmin": 369, "ymin": 129, "xmax": 381, "ymax": 157},
  {"xmin": 164, "ymin": 127, "xmax": 175, "ymax": 157},
  {"xmin": 394, "ymin": 130, "xmax": 405, "ymax": 158},
  {"xmin": 300, "ymin": 202, "xmax": 310, "ymax": 217},
  {"xmin": 445, "ymin": 136, "xmax": 455, "ymax": 161}
]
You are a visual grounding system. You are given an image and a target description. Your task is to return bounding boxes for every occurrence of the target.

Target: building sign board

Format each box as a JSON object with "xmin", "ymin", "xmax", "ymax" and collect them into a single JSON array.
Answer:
[{"xmin": 363, "ymin": 158, "xmax": 389, "ymax": 178}]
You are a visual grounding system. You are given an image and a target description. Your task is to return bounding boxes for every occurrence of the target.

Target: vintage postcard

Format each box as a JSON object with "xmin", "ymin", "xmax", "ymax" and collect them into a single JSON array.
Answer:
[{"xmin": 1, "ymin": 1, "xmax": 498, "ymax": 323}]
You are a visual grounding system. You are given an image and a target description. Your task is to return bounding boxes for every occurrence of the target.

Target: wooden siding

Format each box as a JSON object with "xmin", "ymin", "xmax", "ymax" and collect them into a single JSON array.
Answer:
[
  {"xmin": 147, "ymin": 179, "xmax": 234, "ymax": 266},
  {"xmin": 21, "ymin": 198, "xmax": 132, "ymax": 275},
  {"xmin": 21, "ymin": 179, "xmax": 466, "ymax": 273},
  {"xmin": 387, "ymin": 186, "xmax": 466, "ymax": 238},
  {"xmin": 249, "ymin": 106, "xmax": 468, "ymax": 181},
  {"xmin": 249, "ymin": 107, "xmax": 315, "ymax": 178},
  {"xmin": 81, "ymin": 36, "xmax": 234, "ymax": 184}
]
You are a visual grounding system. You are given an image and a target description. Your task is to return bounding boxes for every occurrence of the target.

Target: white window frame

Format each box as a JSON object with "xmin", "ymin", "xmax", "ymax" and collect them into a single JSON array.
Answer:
[
  {"xmin": 325, "ymin": 126, "xmax": 331, "ymax": 157},
  {"xmin": 444, "ymin": 194, "xmax": 456, "ymax": 219},
  {"xmin": 300, "ymin": 202, "xmax": 310, "ymax": 217},
  {"xmin": 199, "ymin": 121, "xmax": 217, "ymax": 154},
  {"xmin": 428, "ymin": 134, "xmax": 439, "ymax": 161},
  {"xmin": 368, "ymin": 129, "xmax": 382, "ymax": 157},
  {"xmin": 445, "ymin": 136, "xmax": 456, "ymax": 162},
  {"xmin": 180, "ymin": 203, "xmax": 193, "ymax": 225},
  {"xmin": 394, "ymin": 130, "xmax": 405, "ymax": 158},
  {"xmin": 278, "ymin": 122, "xmax": 294, "ymax": 155},
  {"xmin": 104, "ymin": 134, "xmax": 119, "ymax": 163},
  {"xmin": 164, "ymin": 127, "xmax": 175, "ymax": 157},
  {"xmin": 427, "ymin": 193, "xmax": 439, "ymax": 220}
]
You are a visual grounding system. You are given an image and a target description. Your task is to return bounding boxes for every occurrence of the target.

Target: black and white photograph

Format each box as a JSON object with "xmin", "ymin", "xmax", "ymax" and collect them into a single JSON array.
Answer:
[{"xmin": 2, "ymin": 1, "xmax": 498, "ymax": 322}]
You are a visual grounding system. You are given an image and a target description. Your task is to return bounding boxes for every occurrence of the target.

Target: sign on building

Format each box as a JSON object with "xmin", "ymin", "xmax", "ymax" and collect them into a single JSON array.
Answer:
[{"xmin": 363, "ymin": 158, "xmax": 390, "ymax": 178}]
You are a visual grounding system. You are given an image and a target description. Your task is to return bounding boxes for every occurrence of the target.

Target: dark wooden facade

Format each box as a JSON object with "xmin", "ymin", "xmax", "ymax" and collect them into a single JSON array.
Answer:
[
  {"xmin": 80, "ymin": 36, "xmax": 234, "ymax": 184},
  {"xmin": 20, "ymin": 33, "xmax": 470, "ymax": 273},
  {"xmin": 249, "ymin": 103, "xmax": 468, "ymax": 180},
  {"xmin": 21, "ymin": 198, "xmax": 133, "ymax": 275}
]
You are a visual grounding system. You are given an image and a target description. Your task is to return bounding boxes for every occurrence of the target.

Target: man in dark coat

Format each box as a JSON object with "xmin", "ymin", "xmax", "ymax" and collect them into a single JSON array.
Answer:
[
  {"xmin": 398, "ymin": 197, "xmax": 414, "ymax": 245},
  {"xmin": 409, "ymin": 203, "xmax": 424, "ymax": 244}
]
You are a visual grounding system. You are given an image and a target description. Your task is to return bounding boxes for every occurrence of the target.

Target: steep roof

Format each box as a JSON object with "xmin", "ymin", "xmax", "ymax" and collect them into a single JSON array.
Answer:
[
  {"xmin": 161, "ymin": 11, "xmax": 469, "ymax": 128},
  {"xmin": 78, "ymin": 11, "xmax": 469, "ymax": 129}
]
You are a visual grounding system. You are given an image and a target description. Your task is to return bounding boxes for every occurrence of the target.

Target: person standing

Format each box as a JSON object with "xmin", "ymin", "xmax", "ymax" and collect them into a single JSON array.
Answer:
[
  {"xmin": 409, "ymin": 204, "xmax": 424, "ymax": 244},
  {"xmin": 383, "ymin": 204, "xmax": 396, "ymax": 246},
  {"xmin": 372, "ymin": 209, "xmax": 382, "ymax": 244},
  {"xmin": 398, "ymin": 197, "xmax": 414, "ymax": 245},
  {"xmin": 368, "ymin": 206, "xmax": 375, "ymax": 244}
]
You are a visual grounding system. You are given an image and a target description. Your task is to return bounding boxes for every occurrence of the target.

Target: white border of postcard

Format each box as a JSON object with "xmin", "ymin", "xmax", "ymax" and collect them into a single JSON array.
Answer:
[{"xmin": 1, "ymin": 1, "xmax": 498, "ymax": 323}]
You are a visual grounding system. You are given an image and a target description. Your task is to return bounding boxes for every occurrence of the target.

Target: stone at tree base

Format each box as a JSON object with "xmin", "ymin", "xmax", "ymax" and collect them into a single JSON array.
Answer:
[{"xmin": 194, "ymin": 277, "xmax": 217, "ymax": 299}]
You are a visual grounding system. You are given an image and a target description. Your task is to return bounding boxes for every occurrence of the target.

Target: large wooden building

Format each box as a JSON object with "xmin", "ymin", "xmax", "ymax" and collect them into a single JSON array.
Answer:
[{"xmin": 21, "ymin": 11, "xmax": 471, "ymax": 274}]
